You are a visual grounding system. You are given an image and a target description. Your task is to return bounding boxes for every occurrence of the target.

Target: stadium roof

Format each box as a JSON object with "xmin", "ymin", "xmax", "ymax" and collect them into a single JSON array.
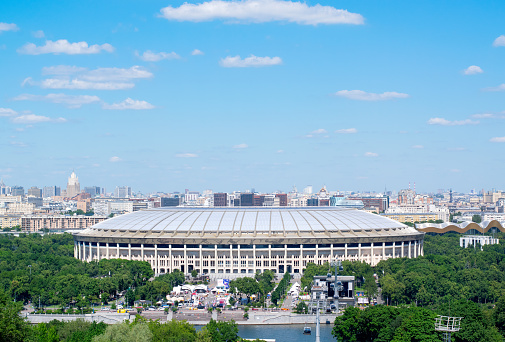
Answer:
[{"xmin": 88, "ymin": 207, "xmax": 408, "ymax": 234}]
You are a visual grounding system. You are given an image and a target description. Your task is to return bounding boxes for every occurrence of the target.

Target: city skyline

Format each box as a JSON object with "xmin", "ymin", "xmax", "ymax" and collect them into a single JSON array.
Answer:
[{"xmin": 1, "ymin": 1, "xmax": 505, "ymax": 193}]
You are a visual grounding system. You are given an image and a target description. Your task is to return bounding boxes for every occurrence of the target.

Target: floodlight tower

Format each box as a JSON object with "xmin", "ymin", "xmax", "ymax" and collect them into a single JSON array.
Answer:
[
  {"xmin": 330, "ymin": 258, "xmax": 344, "ymax": 313},
  {"xmin": 435, "ymin": 315, "xmax": 463, "ymax": 342}
]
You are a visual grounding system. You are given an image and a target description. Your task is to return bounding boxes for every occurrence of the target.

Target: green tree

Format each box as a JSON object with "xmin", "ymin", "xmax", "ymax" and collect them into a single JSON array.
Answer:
[
  {"xmin": 472, "ymin": 215, "xmax": 482, "ymax": 223},
  {"xmin": 92, "ymin": 322, "xmax": 152, "ymax": 342},
  {"xmin": 205, "ymin": 319, "xmax": 239, "ymax": 342},
  {"xmin": 0, "ymin": 289, "xmax": 32, "ymax": 342},
  {"xmin": 148, "ymin": 320, "xmax": 196, "ymax": 342}
]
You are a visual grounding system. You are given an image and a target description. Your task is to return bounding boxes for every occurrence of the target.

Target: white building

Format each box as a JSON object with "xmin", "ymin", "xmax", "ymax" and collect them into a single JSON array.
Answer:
[{"xmin": 460, "ymin": 235, "xmax": 499, "ymax": 250}]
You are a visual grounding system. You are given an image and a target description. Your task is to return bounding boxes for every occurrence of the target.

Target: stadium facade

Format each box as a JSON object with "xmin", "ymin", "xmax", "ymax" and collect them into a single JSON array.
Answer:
[{"xmin": 73, "ymin": 207, "xmax": 424, "ymax": 278}]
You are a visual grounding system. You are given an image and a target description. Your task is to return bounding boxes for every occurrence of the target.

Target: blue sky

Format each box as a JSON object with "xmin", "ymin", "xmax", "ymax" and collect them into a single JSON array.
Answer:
[{"xmin": 1, "ymin": 0, "xmax": 505, "ymax": 194}]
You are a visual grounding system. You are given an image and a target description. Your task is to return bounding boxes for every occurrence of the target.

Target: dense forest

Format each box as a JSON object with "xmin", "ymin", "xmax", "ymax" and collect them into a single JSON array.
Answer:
[
  {"xmin": 0, "ymin": 233, "xmax": 183, "ymax": 310},
  {"xmin": 4, "ymin": 232, "xmax": 505, "ymax": 341}
]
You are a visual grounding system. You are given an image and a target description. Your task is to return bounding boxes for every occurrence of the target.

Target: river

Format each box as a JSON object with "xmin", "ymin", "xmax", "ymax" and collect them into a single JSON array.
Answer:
[{"xmin": 238, "ymin": 324, "xmax": 335, "ymax": 342}]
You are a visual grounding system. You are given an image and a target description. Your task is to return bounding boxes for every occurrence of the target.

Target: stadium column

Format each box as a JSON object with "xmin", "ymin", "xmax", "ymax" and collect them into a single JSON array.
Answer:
[
  {"xmin": 97, "ymin": 242, "xmax": 100, "ymax": 261},
  {"xmin": 128, "ymin": 243, "xmax": 131, "ymax": 261},
  {"xmin": 170, "ymin": 244, "xmax": 173, "ymax": 273},
  {"xmin": 392, "ymin": 242, "xmax": 396, "ymax": 258},
  {"xmin": 199, "ymin": 244, "xmax": 203, "ymax": 274},
  {"xmin": 82, "ymin": 242, "xmax": 85, "ymax": 261},
  {"xmin": 315, "ymin": 244, "xmax": 319, "ymax": 265},
  {"xmin": 284, "ymin": 244, "xmax": 287, "ymax": 266},
  {"xmin": 154, "ymin": 244, "xmax": 158, "ymax": 274},
  {"xmin": 89, "ymin": 242, "xmax": 92, "ymax": 262},
  {"xmin": 408, "ymin": 241, "xmax": 411, "ymax": 258},
  {"xmin": 117, "ymin": 243, "xmax": 119, "ymax": 259},
  {"xmin": 371, "ymin": 242, "xmax": 374, "ymax": 265},
  {"xmin": 420, "ymin": 240, "xmax": 424, "ymax": 256},
  {"xmin": 253, "ymin": 245, "xmax": 257, "ymax": 274},
  {"xmin": 401, "ymin": 241, "xmax": 404, "ymax": 257},
  {"xmin": 106, "ymin": 242, "xmax": 109, "ymax": 259},
  {"xmin": 74, "ymin": 241, "xmax": 77, "ymax": 258},
  {"xmin": 382, "ymin": 242, "xmax": 385, "ymax": 261},
  {"xmin": 141, "ymin": 243, "xmax": 144, "ymax": 261},
  {"xmin": 237, "ymin": 245, "xmax": 241, "ymax": 274},
  {"xmin": 330, "ymin": 244, "xmax": 334, "ymax": 260},
  {"xmin": 184, "ymin": 245, "xmax": 188, "ymax": 274},
  {"xmin": 358, "ymin": 243, "xmax": 362, "ymax": 262},
  {"xmin": 299, "ymin": 245, "xmax": 303, "ymax": 268},
  {"xmin": 268, "ymin": 244, "xmax": 271, "ymax": 273},
  {"xmin": 230, "ymin": 244, "xmax": 234, "ymax": 274},
  {"xmin": 414, "ymin": 240, "xmax": 418, "ymax": 257},
  {"xmin": 214, "ymin": 244, "xmax": 218, "ymax": 274},
  {"xmin": 344, "ymin": 243, "xmax": 348, "ymax": 259},
  {"xmin": 78, "ymin": 241, "xmax": 81, "ymax": 260}
]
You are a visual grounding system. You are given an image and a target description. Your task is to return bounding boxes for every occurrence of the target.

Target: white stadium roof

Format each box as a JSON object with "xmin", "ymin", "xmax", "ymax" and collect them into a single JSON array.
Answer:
[{"xmin": 90, "ymin": 207, "xmax": 407, "ymax": 234}]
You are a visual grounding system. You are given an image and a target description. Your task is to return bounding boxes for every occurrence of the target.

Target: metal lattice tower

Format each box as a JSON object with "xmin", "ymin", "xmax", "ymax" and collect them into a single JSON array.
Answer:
[{"xmin": 435, "ymin": 315, "xmax": 463, "ymax": 342}]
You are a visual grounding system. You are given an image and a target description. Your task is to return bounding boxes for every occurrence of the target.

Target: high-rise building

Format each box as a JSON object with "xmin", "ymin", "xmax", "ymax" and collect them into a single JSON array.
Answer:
[
  {"xmin": 213, "ymin": 193, "xmax": 228, "ymax": 207},
  {"xmin": 11, "ymin": 186, "xmax": 24, "ymax": 196},
  {"xmin": 43, "ymin": 186, "xmax": 61, "ymax": 198},
  {"xmin": 84, "ymin": 186, "xmax": 101, "ymax": 197},
  {"xmin": 27, "ymin": 186, "xmax": 42, "ymax": 197},
  {"xmin": 275, "ymin": 194, "xmax": 288, "ymax": 206},
  {"xmin": 114, "ymin": 186, "xmax": 132, "ymax": 198},
  {"xmin": 240, "ymin": 193, "xmax": 254, "ymax": 206},
  {"xmin": 160, "ymin": 197, "xmax": 181, "ymax": 207},
  {"xmin": 66, "ymin": 171, "xmax": 80, "ymax": 198},
  {"xmin": 0, "ymin": 179, "xmax": 9, "ymax": 195}
]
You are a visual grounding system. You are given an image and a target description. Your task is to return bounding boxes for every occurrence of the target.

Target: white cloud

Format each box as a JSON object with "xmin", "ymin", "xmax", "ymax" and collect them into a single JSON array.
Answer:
[
  {"xmin": 32, "ymin": 30, "xmax": 45, "ymax": 38},
  {"xmin": 42, "ymin": 65, "xmax": 87, "ymax": 76},
  {"xmin": 10, "ymin": 141, "xmax": 28, "ymax": 148},
  {"xmin": 136, "ymin": 50, "xmax": 180, "ymax": 62},
  {"xmin": 484, "ymin": 84, "xmax": 505, "ymax": 92},
  {"xmin": 0, "ymin": 108, "xmax": 17, "ymax": 117},
  {"xmin": 10, "ymin": 114, "xmax": 66, "ymax": 124},
  {"xmin": 427, "ymin": 117, "xmax": 479, "ymax": 126},
  {"xmin": 220, "ymin": 55, "xmax": 282, "ymax": 67},
  {"xmin": 412, "ymin": 145, "xmax": 424, "ymax": 149},
  {"xmin": 0, "ymin": 23, "xmax": 19, "ymax": 32},
  {"xmin": 14, "ymin": 93, "xmax": 100, "ymax": 108},
  {"xmin": 109, "ymin": 156, "xmax": 122, "ymax": 162},
  {"xmin": 159, "ymin": 0, "xmax": 364, "ymax": 25},
  {"xmin": 191, "ymin": 49, "xmax": 204, "ymax": 56},
  {"xmin": 276, "ymin": 149, "xmax": 284, "ymax": 153},
  {"xmin": 33, "ymin": 65, "xmax": 152, "ymax": 90},
  {"xmin": 490, "ymin": 137, "xmax": 505, "ymax": 143},
  {"xmin": 335, "ymin": 128, "xmax": 357, "ymax": 134},
  {"xmin": 40, "ymin": 79, "xmax": 134, "ymax": 90},
  {"xmin": 311, "ymin": 128, "xmax": 327, "ymax": 134},
  {"xmin": 471, "ymin": 113, "xmax": 494, "ymax": 119},
  {"xmin": 463, "ymin": 65, "xmax": 483, "ymax": 75},
  {"xmin": 18, "ymin": 39, "xmax": 114, "ymax": 55},
  {"xmin": 493, "ymin": 35, "xmax": 505, "ymax": 47},
  {"xmin": 335, "ymin": 90, "xmax": 409, "ymax": 101},
  {"xmin": 103, "ymin": 98, "xmax": 155, "ymax": 110},
  {"xmin": 233, "ymin": 143, "xmax": 248, "ymax": 149},
  {"xmin": 364, "ymin": 152, "xmax": 378, "ymax": 157},
  {"xmin": 175, "ymin": 153, "xmax": 198, "ymax": 158}
]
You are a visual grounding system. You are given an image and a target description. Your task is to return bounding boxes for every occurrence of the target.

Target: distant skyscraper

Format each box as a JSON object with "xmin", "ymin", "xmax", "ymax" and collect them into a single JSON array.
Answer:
[
  {"xmin": 304, "ymin": 185, "xmax": 313, "ymax": 195},
  {"xmin": 11, "ymin": 186, "xmax": 24, "ymax": 196},
  {"xmin": 240, "ymin": 193, "xmax": 254, "ymax": 206},
  {"xmin": 66, "ymin": 171, "xmax": 80, "ymax": 198},
  {"xmin": 84, "ymin": 186, "xmax": 101, "ymax": 197},
  {"xmin": 275, "ymin": 194, "xmax": 288, "ymax": 206},
  {"xmin": 114, "ymin": 186, "xmax": 132, "ymax": 198},
  {"xmin": 43, "ymin": 186, "xmax": 61, "ymax": 198},
  {"xmin": 27, "ymin": 186, "xmax": 42, "ymax": 197},
  {"xmin": 213, "ymin": 193, "xmax": 228, "ymax": 207},
  {"xmin": 160, "ymin": 197, "xmax": 181, "ymax": 207},
  {"xmin": 0, "ymin": 179, "xmax": 10, "ymax": 195}
]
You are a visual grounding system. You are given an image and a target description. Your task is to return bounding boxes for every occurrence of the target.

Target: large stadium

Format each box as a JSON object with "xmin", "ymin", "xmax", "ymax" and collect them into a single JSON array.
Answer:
[{"xmin": 73, "ymin": 207, "xmax": 424, "ymax": 278}]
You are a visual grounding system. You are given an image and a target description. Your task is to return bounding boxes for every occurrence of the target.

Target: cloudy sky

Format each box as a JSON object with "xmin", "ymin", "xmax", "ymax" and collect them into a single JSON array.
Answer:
[{"xmin": 1, "ymin": 0, "xmax": 505, "ymax": 194}]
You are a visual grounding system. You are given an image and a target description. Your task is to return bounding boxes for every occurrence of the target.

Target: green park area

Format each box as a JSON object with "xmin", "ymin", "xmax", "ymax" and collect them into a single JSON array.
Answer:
[{"xmin": 3, "ymin": 232, "xmax": 505, "ymax": 341}]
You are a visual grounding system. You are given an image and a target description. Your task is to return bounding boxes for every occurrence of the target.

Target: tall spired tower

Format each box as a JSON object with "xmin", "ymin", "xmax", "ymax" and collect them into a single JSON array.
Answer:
[{"xmin": 66, "ymin": 171, "xmax": 80, "ymax": 198}]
